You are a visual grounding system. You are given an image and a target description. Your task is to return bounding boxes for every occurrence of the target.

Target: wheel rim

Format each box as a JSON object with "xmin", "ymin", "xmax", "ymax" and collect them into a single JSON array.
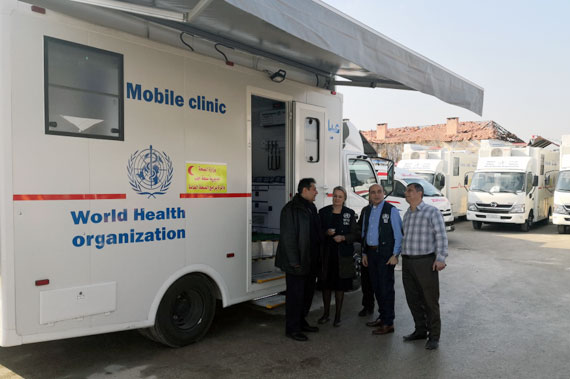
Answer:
[{"xmin": 171, "ymin": 290, "xmax": 204, "ymax": 331}]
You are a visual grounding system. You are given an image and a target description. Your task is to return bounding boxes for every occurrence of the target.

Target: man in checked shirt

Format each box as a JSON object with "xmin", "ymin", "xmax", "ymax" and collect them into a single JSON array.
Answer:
[{"xmin": 401, "ymin": 182, "xmax": 448, "ymax": 350}]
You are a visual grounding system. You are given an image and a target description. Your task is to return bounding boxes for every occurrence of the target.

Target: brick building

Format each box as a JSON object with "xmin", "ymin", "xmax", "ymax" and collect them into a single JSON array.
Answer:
[{"xmin": 360, "ymin": 117, "xmax": 524, "ymax": 161}]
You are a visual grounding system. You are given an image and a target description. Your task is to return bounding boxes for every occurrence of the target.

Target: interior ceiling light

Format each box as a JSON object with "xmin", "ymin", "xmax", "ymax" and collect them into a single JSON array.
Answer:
[{"xmin": 69, "ymin": 0, "xmax": 189, "ymax": 22}]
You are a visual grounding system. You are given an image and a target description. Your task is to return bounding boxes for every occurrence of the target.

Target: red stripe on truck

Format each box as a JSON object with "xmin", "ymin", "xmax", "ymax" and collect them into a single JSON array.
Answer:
[{"xmin": 13, "ymin": 194, "xmax": 126, "ymax": 201}]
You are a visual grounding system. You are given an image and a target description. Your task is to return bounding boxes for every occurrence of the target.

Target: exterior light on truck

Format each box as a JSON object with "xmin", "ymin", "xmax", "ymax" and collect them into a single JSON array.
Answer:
[
  {"xmin": 468, "ymin": 203, "xmax": 478, "ymax": 211},
  {"xmin": 554, "ymin": 204, "xmax": 568, "ymax": 215},
  {"xmin": 510, "ymin": 203, "xmax": 525, "ymax": 213}
]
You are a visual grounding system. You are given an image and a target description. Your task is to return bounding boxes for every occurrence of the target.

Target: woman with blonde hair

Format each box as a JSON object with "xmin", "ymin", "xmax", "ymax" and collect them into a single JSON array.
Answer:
[{"xmin": 317, "ymin": 186, "xmax": 359, "ymax": 327}]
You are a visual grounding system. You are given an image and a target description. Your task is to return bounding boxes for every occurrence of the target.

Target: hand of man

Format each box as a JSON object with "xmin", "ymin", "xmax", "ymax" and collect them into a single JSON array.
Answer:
[
  {"xmin": 362, "ymin": 254, "xmax": 368, "ymax": 267},
  {"xmin": 327, "ymin": 229, "xmax": 336, "ymax": 236},
  {"xmin": 432, "ymin": 261, "xmax": 446, "ymax": 271},
  {"xmin": 386, "ymin": 255, "xmax": 398, "ymax": 266},
  {"xmin": 332, "ymin": 235, "xmax": 345, "ymax": 243}
]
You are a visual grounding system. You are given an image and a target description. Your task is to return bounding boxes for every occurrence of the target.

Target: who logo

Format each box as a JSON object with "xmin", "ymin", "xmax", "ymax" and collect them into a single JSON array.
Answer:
[{"xmin": 127, "ymin": 145, "xmax": 173, "ymax": 198}]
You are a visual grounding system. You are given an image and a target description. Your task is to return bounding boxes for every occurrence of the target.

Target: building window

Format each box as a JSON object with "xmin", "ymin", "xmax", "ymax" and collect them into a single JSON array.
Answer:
[
  {"xmin": 304, "ymin": 117, "xmax": 319, "ymax": 162},
  {"xmin": 44, "ymin": 37, "xmax": 124, "ymax": 140}
]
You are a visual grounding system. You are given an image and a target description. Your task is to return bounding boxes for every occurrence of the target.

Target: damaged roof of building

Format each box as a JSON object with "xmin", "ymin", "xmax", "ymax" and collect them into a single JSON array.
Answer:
[{"xmin": 362, "ymin": 120, "xmax": 523, "ymax": 144}]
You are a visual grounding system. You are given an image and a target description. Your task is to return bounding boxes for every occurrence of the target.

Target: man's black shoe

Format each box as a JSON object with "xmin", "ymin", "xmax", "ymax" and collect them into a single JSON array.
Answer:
[
  {"xmin": 366, "ymin": 318, "xmax": 383, "ymax": 327},
  {"xmin": 358, "ymin": 308, "xmax": 373, "ymax": 317},
  {"xmin": 425, "ymin": 339, "xmax": 439, "ymax": 350},
  {"xmin": 301, "ymin": 325, "xmax": 319, "ymax": 333},
  {"xmin": 403, "ymin": 331, "xmax": 428, "ymax": 342},
  {"xmin": 286, "ymin": 332, "xmax": 308, "ymax": 342}
]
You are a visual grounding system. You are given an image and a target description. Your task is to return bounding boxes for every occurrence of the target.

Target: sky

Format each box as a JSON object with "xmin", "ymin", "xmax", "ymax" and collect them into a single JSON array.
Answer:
[{"xmin": 322, "ymin": 0, "xmax": 570, "ymax": 143}]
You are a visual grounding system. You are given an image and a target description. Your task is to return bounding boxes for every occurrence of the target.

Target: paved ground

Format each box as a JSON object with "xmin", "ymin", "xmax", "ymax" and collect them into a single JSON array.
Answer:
[{"xmin": 0, "ymin": 220, "xmax": 569, "ymax": 379}]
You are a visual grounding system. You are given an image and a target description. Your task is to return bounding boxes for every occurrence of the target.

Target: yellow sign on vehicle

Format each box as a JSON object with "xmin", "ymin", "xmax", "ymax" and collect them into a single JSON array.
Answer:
[{"xmin": 186, "ymin": 162, "xmax": 227, "ymax": 193}]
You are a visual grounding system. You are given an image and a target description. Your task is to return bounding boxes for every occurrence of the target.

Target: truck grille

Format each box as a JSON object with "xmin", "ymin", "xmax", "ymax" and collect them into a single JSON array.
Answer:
[{"xmin": 476, "ymin": 202, "xmax": 512, "ymax": 214}]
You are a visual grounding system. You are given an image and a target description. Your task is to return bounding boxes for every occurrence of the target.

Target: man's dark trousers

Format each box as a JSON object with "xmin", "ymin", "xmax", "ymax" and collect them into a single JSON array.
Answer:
[
  {"xmin": 360, "ymin": 264, "xmax": 375, "ymax": 312},
  {"xmin": 367, "ymin": 248, "xmax": 395, "ymax": 325},
  {"xmin": 285, "ymin": 273, "xmax": 316, "ymax": 334},
  {"xmin": 402, "ymin": 254, "xmax": 440, "ymax": 340}
]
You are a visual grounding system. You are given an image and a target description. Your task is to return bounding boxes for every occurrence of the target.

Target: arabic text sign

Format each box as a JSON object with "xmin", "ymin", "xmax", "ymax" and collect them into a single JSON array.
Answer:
[{"xmin": 186, "ymin": 162, "xmax": 227, "ymax": 193}]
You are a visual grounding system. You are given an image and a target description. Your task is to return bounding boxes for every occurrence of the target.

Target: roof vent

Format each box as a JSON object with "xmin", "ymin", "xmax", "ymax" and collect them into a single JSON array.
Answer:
[{"xmin": 411, "ymin": 152, "xmax": 420, "ymax": 159}]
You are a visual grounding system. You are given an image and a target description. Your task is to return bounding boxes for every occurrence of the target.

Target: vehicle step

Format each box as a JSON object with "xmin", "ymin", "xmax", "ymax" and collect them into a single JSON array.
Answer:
[
  {"xmin": 251, "ymin": 294, "xmax": 286, "ymax": 309},
  {"xmin": 252, "ymin": 272, "xmax": 285, "ymax": 284}
]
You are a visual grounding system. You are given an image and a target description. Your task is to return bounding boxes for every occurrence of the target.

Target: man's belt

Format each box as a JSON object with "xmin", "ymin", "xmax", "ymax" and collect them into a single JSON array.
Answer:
[
  {"xmin": 402, "ymin": 253, "xmax": 435, "ymax": 260},
  {"xmin": 366, "ymin": 245, "xmax": 378, "ymax": 251}
]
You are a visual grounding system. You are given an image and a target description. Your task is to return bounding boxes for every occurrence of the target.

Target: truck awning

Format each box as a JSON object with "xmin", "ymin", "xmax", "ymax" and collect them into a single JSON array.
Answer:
[{"xmin": 28, "ymin": 0, "xmax": 484, "ymax": 115}]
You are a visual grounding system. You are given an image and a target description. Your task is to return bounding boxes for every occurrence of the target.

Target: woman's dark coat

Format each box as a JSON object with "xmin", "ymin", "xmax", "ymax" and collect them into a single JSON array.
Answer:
[{"xmin": 318, "ymin": 205, "xmax": 359, "ymax": 280}]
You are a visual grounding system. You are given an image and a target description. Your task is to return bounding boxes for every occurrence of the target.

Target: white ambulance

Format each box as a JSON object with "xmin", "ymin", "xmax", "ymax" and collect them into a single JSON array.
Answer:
[
  {"xmin": 467, "ymin": 141, "xmax": 558, "ymax": 231},
  {"xmin": 553, "ymin": 135, "xmax": 570, "ymax": 233},
  {"xmin": 398, "ymin": 144, "xmax": 477, "ymax": 218},
  {"xmin": 385, "ymin": 168, "xmax": 455, "ymax": 232},
  {"xmin": 0, "ymin": 0, "xmax": 483, "ymax": 346}
]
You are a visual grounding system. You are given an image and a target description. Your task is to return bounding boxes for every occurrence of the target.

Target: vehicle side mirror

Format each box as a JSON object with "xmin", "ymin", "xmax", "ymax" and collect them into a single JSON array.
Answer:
[
  {"xmin": 545, "ymin": 176, "xmax": 550, "ymax": 186},
  {"xmin": 440, "ymin": 176, "xmax": 445, "ymax": 189},
  {"xmin": 464, "ymin": 175, "xmax": 469, "ymax": 186},
  {"xmin": 533, "ymin": 175, "xmax": 538, "ymax": 187}
]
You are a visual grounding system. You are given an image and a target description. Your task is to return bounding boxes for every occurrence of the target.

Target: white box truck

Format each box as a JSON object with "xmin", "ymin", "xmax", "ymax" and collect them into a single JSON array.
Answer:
[
  {"xmin": 399, "ymin": 144, "xmax": 477, "ymax": 218},
  {"xmin": 553, "ymin": 135, "xmax": 570, "ymax": 233},
  {"xmin": 467, "ymin": 141, "xmax": 558, "ymax": 231},
  {"xmin": 0, "ymin": 0, "xmax": 482, "ymax": 346}
]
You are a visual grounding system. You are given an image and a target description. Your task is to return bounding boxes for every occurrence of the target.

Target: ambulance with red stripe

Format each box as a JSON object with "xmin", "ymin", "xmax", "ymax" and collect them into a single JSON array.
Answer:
[
  {"xmin": 371, "ymin": 159, "xmax": 454, "ymax": 231},
  {"xmin": 385, "ymin": 168, "xmax": 455, "ymax": 232}
]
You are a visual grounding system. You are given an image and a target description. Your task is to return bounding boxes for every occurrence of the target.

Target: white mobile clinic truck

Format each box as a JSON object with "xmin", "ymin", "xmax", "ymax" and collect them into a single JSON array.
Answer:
[
  {"xmin": 467, "ymin": 141, "xmax": 558, "ymax": 231},
  {"xmin": 553, "ymin": 135, "xmax": 570, "ymax": 233},
  {"xmin": 398, "ymin": 144, "xmax": 477, "ymax": 218},
  {"xmin": 0, "ymin": 0, "xmax": 483, "ymax": 346}
]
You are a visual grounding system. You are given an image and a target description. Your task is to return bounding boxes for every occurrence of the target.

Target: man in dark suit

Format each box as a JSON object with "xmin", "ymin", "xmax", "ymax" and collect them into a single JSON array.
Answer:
[{"xmin": 275, "ymin": 178, "xmax": 322, "ymax": 341}]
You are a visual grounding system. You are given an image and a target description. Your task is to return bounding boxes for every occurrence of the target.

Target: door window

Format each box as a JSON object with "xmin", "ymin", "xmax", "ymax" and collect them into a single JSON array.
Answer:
[
  {"xmin": 304, "ymin": 117, "xmax": 319, "ymax": 162},
  {"xmin": 349, "ymin": 159, "xmax": 377, "ymax": 199},
  {"xmin": 526, "ymin": 172, "xmax": 533, "ymax": 194}
]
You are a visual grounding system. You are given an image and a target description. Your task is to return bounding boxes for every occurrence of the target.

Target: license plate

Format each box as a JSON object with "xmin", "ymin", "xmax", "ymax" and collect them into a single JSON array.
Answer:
[{"xmin": 487, "ymin": 214, "xmax": 499, "ymax": 219}]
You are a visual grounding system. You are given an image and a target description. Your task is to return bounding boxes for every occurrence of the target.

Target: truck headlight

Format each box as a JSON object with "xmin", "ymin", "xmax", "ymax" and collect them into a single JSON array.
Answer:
[
  {"xmin": 510, "ymin": 203, "xmax": 525, "ymax": 213},
  {"xmin": 468, "ymin": 203, "xmax": 478, "ymax": 211},
  {"xmin": 554, "ymin": 204, "xmax": 568, "ymax": 215}
]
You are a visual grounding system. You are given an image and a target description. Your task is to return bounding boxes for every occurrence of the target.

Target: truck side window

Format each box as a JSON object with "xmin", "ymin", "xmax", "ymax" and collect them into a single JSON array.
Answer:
[
  {"xmin": 44, "ymin": 37, "xmax": 124, "ymax": 140},
  {"xmin": 453, "ymin": 157, "xmax": 460, "ymax": 176},
  {"xmin": 304, "ymin": 117, "xmax": 319, "ymax": 162}
]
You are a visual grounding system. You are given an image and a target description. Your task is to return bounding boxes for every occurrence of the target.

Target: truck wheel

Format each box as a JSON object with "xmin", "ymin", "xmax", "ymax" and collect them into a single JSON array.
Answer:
[
  {"xmin": 558, "ymin": 225, "xmax": 567, "ymax": 234},
  {"xmin": 472, "ymin": 221, "xmax": 482, "ymax": 230},
  {"xmin": 541, "ymin": 208, "xmax": 552, "ymax": 225},
  {"xmin": 151, "ymin": 274, "xmax": 216, "ymax": 347},
  {"xmin": 520, "ymin": 211, "xmax": 533, "ymax": 232}
]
